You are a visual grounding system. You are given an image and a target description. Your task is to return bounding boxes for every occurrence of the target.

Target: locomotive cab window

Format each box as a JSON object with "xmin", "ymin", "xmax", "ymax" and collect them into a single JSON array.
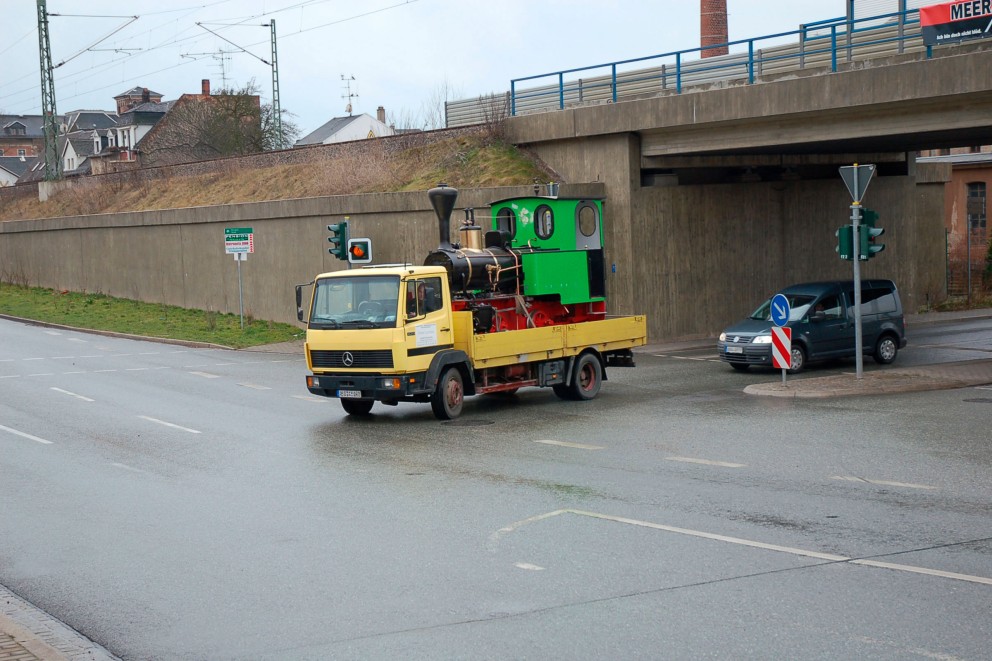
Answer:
[
  {"xmin": 496, "ymin": 208, "xmax": 516, "ymax": 238},
  {"xmin": 535, "ymin": 205, "xmax": 554, "ymax": 239},
  {"xmin": 577, "ymin": 202, "xmax": 599, "ymax": 237}
]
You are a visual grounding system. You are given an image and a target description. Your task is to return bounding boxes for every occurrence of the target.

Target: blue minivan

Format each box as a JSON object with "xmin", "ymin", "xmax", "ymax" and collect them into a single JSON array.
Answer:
[{"xmin": 717, "ymin": 280, "xmax": 907, "ymax": 373}]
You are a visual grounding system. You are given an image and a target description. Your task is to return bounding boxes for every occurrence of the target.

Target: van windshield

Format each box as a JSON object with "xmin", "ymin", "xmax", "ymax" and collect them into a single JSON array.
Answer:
[{"xmin": 749, "ymin": 295, "xmax": 815, "ymax": 322}]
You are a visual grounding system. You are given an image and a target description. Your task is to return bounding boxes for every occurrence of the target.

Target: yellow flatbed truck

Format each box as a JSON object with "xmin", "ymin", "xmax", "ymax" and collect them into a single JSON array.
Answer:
[{"xmin": 298, "ymin": 264, "xmax": 646, "ymax": 419}]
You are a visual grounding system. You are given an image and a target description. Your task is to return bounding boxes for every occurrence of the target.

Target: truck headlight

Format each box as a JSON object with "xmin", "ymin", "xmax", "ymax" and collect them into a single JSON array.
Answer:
[{"xmin": 381, "ymin": 378, "xmax": 401, "ymax": 389}]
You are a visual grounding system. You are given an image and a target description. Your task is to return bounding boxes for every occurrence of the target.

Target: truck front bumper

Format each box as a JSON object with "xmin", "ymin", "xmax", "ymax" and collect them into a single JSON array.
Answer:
[{"xmin": 306, "ymin": 372, "xmax": 431, "ymax": 401}]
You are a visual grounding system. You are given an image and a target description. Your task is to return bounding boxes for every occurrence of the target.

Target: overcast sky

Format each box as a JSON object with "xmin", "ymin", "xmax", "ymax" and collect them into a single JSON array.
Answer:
[{"xmin": 1, "ymin": 1, "xmax": 851, "ymax": 136}]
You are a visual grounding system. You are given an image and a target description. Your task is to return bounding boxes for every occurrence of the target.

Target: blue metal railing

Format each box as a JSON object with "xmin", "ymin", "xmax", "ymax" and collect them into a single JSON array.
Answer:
[{"xmin": 509, "ymin": 10, "xmax": 924, "ymax": 116}]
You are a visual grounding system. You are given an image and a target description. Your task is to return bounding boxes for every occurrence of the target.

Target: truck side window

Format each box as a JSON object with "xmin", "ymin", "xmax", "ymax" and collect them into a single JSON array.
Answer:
[{"xmin": 407, "ymin": 277, "xmax": 444, "ymax": 317}]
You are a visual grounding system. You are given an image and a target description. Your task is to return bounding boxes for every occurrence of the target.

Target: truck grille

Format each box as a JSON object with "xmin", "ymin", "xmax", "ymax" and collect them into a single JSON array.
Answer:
[{"xmin": 310, "ymin": 349, "xmax": 394, "ymax": 369}]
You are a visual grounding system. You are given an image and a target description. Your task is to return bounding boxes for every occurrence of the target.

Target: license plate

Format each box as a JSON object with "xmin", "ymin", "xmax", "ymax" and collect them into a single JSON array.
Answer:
[
  {"xmin": 726, "ymin": 346, "xmax": 744, "ymax": 354},
  {"xmin": 338, "ymin": 389, "xmax": 362, "ymax": 398}
]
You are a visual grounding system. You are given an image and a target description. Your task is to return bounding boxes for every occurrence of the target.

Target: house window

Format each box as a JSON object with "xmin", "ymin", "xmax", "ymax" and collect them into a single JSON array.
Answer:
[
  {"xmin": 967, "ymin": 182, "xmax": 986, "ymax": 233},
  {"xmin": 17, "ymin": 149, "xmax": 26, "ymax": 157}
]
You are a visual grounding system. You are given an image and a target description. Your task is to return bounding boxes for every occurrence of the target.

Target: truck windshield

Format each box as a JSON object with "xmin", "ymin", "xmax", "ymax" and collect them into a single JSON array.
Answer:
[
  {"xmin": 749, "ymin": 294, "xmax": 815, "ymax": 322},
  {"xmin": 310, "ymin": 275, "xmax": 400, "ymax": 329}
]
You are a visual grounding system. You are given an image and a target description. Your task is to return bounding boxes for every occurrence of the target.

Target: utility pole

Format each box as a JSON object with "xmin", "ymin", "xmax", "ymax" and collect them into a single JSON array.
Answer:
[
  {"xmin": 268, "ymin": 20, "xmax": 283, "ymax": 149},
  {"xmin": 36, "ymin": 0, "xmax": 61, "ymax": 181}
]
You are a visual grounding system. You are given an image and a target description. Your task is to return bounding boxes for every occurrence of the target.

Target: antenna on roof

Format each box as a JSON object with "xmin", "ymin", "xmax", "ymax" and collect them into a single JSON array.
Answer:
[{"xmin": 341, "ymin": 75, "xmax": 357, "ymax": 115}]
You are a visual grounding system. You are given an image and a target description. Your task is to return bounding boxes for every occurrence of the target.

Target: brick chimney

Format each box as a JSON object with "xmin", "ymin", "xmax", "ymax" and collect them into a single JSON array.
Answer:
[
  {"xmin": 700, "ymin": 0, "xmax": 729, "ymax": 58},
  {"xmin": 202, "ymin": 79, "xmax": 211, "ymax": 96},
  {"xmin": 376, "ymin": 106, "xmax": 386, "ymax": 123},
  {"xmin": 141, "ymin": 87, "xmax": 150, "ymax": 103}
]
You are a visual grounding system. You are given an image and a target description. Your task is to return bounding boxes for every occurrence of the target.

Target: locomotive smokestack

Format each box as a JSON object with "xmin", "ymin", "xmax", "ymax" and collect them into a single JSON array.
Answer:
[{"xmin": 428, "ymin": 183, "xmax": 458, "ymax": 250}]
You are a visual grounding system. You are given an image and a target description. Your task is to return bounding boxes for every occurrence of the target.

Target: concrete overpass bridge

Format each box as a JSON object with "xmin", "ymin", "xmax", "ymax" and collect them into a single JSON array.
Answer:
[{"xmin": 501, "ymin": 42, "xmax": 992, "ymax": 340}]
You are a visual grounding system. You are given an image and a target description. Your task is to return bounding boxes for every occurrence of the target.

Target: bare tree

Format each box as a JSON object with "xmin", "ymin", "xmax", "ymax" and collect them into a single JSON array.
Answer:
[
  {"xmin": 419, "ymin": 79, "xmax": 463, "ymax": 130},
  {"xmin": 141, "ymin": 80, "xmax": 300, "ymax": 166}
]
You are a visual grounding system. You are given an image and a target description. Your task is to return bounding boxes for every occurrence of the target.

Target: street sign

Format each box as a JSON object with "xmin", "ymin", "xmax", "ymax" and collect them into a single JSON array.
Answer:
[
  {"xmin": 839, "ymin": 164, "xmax": 875, "ymax": 203},
  {"xmin": 224, "ymin": 227, "xmax": 254, "ymax": 254},
  {"xmin": 770, "ymin": 293, "xmax": 791, "ymax": 327},
  {"xmin": 772, "ymin": 326, "xmax": 792, "ymax": 370}
]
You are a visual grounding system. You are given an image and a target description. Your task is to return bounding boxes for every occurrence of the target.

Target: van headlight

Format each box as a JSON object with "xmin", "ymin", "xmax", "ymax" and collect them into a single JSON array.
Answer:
[
  {"xmin": 719, "ymin": 332, "xmax": 727, "ymax": 342},
  {"xmin": 752, "ymin": 335, "xmax": 773, "ymax": 344}
]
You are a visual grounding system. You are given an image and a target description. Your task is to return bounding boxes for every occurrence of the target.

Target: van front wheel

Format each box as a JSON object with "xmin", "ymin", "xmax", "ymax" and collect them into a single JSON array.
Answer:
[
  {"xmin": 873, "ymin": 335, "xmax": 899, "ymax": 364},
  {"xmin": 787, "ymin": 345, "xmax": 807, "ymax": 374}
]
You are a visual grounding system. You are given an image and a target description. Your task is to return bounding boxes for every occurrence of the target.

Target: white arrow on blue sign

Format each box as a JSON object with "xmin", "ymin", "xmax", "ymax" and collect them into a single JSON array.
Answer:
[{"xmin": 771, "ymin": 293, "xmax": 791, "ymax": 327}]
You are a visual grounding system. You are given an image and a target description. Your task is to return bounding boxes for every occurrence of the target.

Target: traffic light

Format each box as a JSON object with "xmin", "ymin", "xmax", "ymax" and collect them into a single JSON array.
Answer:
[
  {"xmin": 327, "ymin": 220, "xmax": 349, "ymax": 260},
  {"xmin": 835, "ymin": 224, "xmax": 854, "ymax": 261},
  {"xmin": 859, "ymin": 208, "xmax": 885, "ymax": 260},
  {"xmin": 347, "ymin": 238, "xmax": 372, "ymax": 264}
]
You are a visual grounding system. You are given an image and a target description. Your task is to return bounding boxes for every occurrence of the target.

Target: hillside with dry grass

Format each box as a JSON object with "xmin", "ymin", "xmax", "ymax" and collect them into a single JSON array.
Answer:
[{"xmin": 0, "ymin": 130, "xmax": 558, "ymax": 222}]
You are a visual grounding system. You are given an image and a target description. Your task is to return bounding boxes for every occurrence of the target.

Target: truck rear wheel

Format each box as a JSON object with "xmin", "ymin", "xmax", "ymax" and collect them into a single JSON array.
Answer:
[
  {"xmin": 431, "ymin": 367, "xmax": 464, "ymax": 420},
  {"xmin": 341, "ymin": 399, "xmax": 374, "ymax": 416},
  {"xmin": 568, "ymin": 353, "xmax": 602, "ymax": 401}
]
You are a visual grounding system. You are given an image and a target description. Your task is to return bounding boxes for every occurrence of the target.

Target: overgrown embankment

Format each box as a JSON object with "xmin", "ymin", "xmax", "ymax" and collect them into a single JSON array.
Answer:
[{"xmin": 0, "ymin": 128, "xmax": 557, "ymax": 221}]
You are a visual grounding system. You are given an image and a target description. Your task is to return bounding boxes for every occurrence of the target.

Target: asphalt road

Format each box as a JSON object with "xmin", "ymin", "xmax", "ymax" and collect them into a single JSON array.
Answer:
[{"xmin": 1, "ymin": 317, "xmax": 991, "ymax": 660}]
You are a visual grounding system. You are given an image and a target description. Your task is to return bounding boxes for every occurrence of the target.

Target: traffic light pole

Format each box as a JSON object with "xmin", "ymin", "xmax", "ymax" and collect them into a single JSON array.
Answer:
[{"xmin": 851, "ymin": 201, "xmax": 864, "ymax": 380}]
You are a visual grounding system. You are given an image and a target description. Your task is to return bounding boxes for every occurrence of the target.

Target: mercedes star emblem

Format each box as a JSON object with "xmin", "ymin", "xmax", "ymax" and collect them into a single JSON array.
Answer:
[{"xmin": 342, "ymin": 351, "xmax": 354, "ymax": 367}]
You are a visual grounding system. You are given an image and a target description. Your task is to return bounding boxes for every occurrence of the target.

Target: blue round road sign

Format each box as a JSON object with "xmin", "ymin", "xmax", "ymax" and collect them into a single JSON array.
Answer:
[{"xmin": 770, "ymin": 293, "xmax": 791, "ymax": 327}]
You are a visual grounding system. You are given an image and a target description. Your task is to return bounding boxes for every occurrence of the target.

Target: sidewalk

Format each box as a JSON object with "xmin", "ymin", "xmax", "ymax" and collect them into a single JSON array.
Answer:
[{"xmin": 0, "ymin": 587, "xmax": 117, "ymax": 661}]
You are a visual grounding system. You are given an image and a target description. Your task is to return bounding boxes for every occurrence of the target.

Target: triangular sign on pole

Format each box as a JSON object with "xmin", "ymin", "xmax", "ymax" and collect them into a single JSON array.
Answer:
[{"xmin": 839, "ymin": 164, "xmax": 876, "ymax": 203}]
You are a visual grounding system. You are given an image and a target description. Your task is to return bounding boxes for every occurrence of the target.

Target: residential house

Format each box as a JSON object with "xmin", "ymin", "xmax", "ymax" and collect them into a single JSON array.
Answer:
[
  {"xmin": 295, "ymin": 107, "xmax": 395, "ymax": 146},
  {"xmin": 0, "ymin": 115, "xmax": 47, "ymax": 158},
  {"xmin": 0, "ymin": 155, "xmax": 35, "ymax": 186}
]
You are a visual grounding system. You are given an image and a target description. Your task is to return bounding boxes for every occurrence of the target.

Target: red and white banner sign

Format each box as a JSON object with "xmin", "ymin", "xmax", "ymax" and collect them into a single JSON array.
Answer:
[
  {"xmin": 772, "ymin": 327, "xmax": 792, "ymax": 370},
  {"xmin": 920, "ymin": 1, "xmax": 992, "ymax": 45}
]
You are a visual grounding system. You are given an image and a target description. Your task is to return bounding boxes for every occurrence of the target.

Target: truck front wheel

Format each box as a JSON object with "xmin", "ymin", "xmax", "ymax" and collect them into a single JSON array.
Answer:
[
  {"xmin": 431, "ymin": 367, "xmax": 464, "ymax": 420},
  {"xmin": 341, "ymin": 399, "xmax": 374, "ymax": 416},
  {"xmin": 568, "ymin": 353, "xmax": 602, "ymax": 401}
]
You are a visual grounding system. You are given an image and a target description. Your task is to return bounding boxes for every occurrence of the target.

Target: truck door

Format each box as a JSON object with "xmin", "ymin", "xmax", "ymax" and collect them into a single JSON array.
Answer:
[{"xmin": 403, "ymin": 276, "xmax": 453, "ymax": 371}]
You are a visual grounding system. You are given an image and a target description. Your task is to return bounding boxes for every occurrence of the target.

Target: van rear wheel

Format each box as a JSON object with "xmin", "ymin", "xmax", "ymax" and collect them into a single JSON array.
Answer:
[{"xmin": 873, "ymin": 335, "xmax": 899, "ymax": 364}]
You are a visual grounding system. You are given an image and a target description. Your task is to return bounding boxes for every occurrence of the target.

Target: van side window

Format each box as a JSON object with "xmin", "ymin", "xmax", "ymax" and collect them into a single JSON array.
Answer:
[
  {"xmin": 818, "ymin": 294, "xmax": 843, "ymax": 320},
  {"xmin": 862, "ymin": 287, "xmax": 896, "ymax": 313}
]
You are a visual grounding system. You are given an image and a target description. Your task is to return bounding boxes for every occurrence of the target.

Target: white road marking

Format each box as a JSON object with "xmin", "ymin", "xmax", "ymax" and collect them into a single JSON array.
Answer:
[
  {"xmin": 0, "ymin": 375, "xmax": 21, "ymax": 379},
  {"xmin": 93, "ymin": 369, "xmax": 118, "ymax": 373},
  {"xmin": 0, "ymin": 424, "xmax": 53, "ymax": 445},
  {"xmin": 50, "ymin": 356, "xmax": 75, "ymax": 360},
  {"xmin": 44, "ymin": 330, "xmax": 61, "ymax": 336},
  {"xmin": 62, "ymin": 371, "xmax": 87, "ymax": 375},
  {"xmin": 514, "ymin": 562, "xmax": 545, "ymax": 571},
  {"xmin": 666, "ymin": 456, "xmax": 746, "ymax": 468},
  {"xmin": 22, "ymin": 357, "xmax": 44, "ymax": 361},
  {"xmin": 239, "ymin": 383, "xmax": 272, "ymax": 390},
  {"xmin": 68, "ymin": 338, "xmax": 87, "ymax": 343},
  {"xmin": 534, "ymin": 439, "xmax": 604, "ymax": 451},
  {"xmin": 492, "ymin": 509, "xmax": 992, "ymax": 587},
  {"xmin": 189, "ymin": 371, "xmax": 220, "ymax": 379},
  {"xmin": 137, "ymin": 415, "xmax": 201, "ymax": 434},
  {"xmin": 831, "ymin": 476, "xmax": 937, "ymax": 490},
  {"xmin": 111, "ymin": 462, "xmax": 146, "ymax": 473},
  {"xmin": 27, "ymin": 373, "xmax": 55, "ymax": 377},
  {"xmin": 292, "ymin": 395, "xmax": 325, "ymax": 402},
  {"xmin": 0, "ymin": 359, "xmax": 13, "ymax": 362},
  {"xmin": 78, "ymin": 355, "xmax": 101, "ymax": 358},
  {"xmin": 50, "ymin": 387, "xmax": 94, "ymax": 402},
  {"xmin": 138, "ymin": 352, "xmax": 160, "ymax": 356}
]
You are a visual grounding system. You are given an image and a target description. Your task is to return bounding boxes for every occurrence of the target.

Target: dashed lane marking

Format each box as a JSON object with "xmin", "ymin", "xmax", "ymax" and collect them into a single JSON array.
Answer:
[
  {"xmin": 666, "ymin": 456, "xmax": 746, "ymax": 468},
  {"xmin": 26, "ymin": 373, "xmax": 55, "ymax": 377},
  {"xmin": 492, "ymin": 509, "xmax": 992, "ymax": 587},
  {"xmin": 0, "ymin": 424, "xmax": 53, "ymax": 445},
  {"xmin": 50, "ymin": 387, "xmax": 94, "ymax": 402},
  {"xmin": 22, "ymin": 357, "xmax": 44, "ymax": 361},
  {"xmin": 68, "ymin": 338, "xmax": 87, "ymax": 343},
  {"xmin": 111, "ymin": 462, "xmax": 146, "ymax": 473},
  {"xmin": 514, "ymin": 562, "xmax": 545, "ymax": 571},
  {"xmin": 831, "ymin": 476, "xmax": 937, "ymax": 490},
  {"xmin": 534, "ymin": 439, "xmax": 605, "ymax": 451},
  {"xmin": 292, "ymin": 395, "xmax": 325, "ymax": 402},
  {"xmin": 137, "ymin": 415, "xmax": 201, "ymax": 434},
  {"xmin": 239, "ymin": 383, "xmax": 272, "ymax": 390},
  {"xmin": 189, "ymin": 371, "xmax": 221, "ymax": 379}
]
